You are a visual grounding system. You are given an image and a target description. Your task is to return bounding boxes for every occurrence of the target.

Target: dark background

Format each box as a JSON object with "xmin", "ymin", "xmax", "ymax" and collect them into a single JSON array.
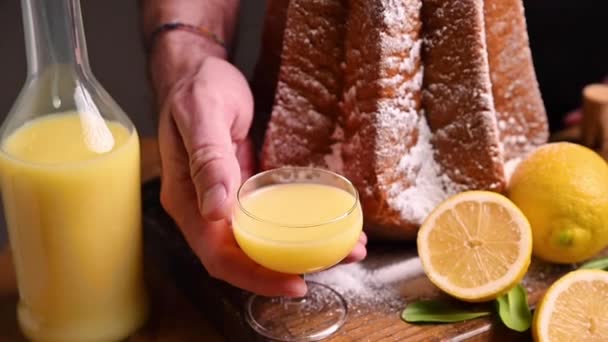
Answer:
[
  {"xmin": 524, "ymin": 0, "xmax": 608, "ymax": 130},
  {"xmin": 0, "ymin": 0, "xmax": 607, "ymax": 247},
  {"xmin": 0, "ymin": 0, "xmax": 266, "ymax": 247}
]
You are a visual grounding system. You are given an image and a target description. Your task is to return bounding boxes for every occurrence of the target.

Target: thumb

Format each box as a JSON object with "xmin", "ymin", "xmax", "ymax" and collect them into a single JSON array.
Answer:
[{"xmin": 170, "ymin": 89, "xmax": 241, "ymax": 222}]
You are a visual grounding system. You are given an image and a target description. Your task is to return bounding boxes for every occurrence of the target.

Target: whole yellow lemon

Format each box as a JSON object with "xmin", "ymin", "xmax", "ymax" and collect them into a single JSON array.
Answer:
[{"xmin": 507, "ymin": 142, "xmax": 608, "ymax": 264}]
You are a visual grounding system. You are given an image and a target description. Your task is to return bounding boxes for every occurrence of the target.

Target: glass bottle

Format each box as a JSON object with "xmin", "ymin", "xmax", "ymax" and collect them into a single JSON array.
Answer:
[{"xmin": 0, "ymin": 0, "xmax": 148, "ymax": 340}]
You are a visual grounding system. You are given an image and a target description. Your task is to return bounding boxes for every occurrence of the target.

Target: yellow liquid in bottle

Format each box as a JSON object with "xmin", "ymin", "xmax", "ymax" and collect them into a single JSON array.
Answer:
[
  {"xmin": 0, "ymin": 112, "xmax": 147, "ymax": 341},
  {"xmin": 233, "ymin": 183, "xmax": 363, "ymax": 274}
]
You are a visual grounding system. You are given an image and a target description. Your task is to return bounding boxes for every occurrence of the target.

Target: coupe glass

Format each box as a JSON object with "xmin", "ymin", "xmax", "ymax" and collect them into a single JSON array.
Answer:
[{"xmin": 232, "ymin": 167, "xmax": 363, "ymax": 341}]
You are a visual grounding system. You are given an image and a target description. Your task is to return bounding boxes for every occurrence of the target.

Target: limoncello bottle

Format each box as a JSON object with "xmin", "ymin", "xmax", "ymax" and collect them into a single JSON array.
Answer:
[{"xmin": 0, "ymin": 0, "xmax": 148, "ymax": 340}]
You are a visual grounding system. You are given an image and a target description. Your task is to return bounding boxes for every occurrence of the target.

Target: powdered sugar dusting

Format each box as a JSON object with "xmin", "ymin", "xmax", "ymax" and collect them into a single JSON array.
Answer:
[
  {"xmin": 373, "ymin": 0, "xmax": 456, "ymax": 226},
  {"xmin": 340, "ymin": 0, "xmax": 434, "ymax": 231},
  {"xmin": 307, "ymin": 256, "xmax": 424, "ymax": 308},
  {"xmin": 379, "ymin": 39, "xmax": 422, "ymax": 87},
  {"xmin": 504, "ymin": 157, "xmax": 521, "ymax": 185},
  {"xmin": 264, "ymin": 0, "xmax": 544, "ymax": 234},
  {"xmin": 387, "ymin": 115, "xmax": 458, "ymax": 224},
  {"xmin": 379, "ymin": 0, "xmax": 423, "ymax": 72},
  {"xmin": 484, "ymin": 0, "xmax": 549, "ymax": 160},
  {"xmin": 325, "ymin": 126, "xmax": 344, "ymax": 174},
  {"xmin": 262, "ymin": 0, "xmax": 346, "ymax": 169},
  {"xmin": 422, "ymin": 0, "xmax": 506, "ymax": 192},
  {"xmin": 382, "ymin": 0, "xmax": 422, "ymax": 33}
]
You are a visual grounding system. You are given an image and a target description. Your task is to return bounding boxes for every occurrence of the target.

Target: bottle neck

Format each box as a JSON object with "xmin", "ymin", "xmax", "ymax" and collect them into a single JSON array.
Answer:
[{"xmin": 21, "ymin": 0, "xmax": 90, "ymax": 75}]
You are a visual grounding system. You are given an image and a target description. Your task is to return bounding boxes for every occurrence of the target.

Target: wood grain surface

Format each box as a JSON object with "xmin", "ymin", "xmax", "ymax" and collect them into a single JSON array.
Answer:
[
  {"xmin": 142, "ymin": 194, "xmax": 607, "ymax": 341},
  {"xmin": 137, "ymin": 131, "xmax": 607, "ymax": 341},
  {"xmin": 1, "ymin": 135, "xmax": 606, "ymax": 341}
]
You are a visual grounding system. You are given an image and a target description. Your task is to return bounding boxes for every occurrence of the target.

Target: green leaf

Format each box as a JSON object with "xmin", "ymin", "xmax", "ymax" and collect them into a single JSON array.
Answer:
[
  {"xmin": 495, "ymin": 284, "xmax": 532, "ymax": 332},
  {"xmin": 401, "ymin": 300, "xmax": 491, "ymax": 323},
  {"xmin": 579, "ymin": 257, "xmax": 608, "ymax": 270}
]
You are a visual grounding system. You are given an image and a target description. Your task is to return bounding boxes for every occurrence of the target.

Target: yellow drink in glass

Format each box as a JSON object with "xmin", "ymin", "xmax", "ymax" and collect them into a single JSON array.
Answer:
[
  {"xmin": 233, "ymin": 167, "xmax": 363, "ymax": 342},
  {"xmin": 233, "ymin": 183, "xmax": 362, "ymax": 274},
  {"xmin": 0, "ymin": 113, "xmax": 148, "ymax": 341}
]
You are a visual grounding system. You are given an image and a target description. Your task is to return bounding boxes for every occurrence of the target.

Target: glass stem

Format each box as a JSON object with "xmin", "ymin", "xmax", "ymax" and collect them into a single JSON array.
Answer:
[{"xmin": 281, "ymin": 274, "xmax": 309, "ymax": 309}]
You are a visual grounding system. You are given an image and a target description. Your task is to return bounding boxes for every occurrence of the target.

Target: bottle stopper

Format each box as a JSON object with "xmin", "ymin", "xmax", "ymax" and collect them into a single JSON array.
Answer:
[{"xmin": 581, "ymin": 83, "xmax": 608, "ymax": 157}]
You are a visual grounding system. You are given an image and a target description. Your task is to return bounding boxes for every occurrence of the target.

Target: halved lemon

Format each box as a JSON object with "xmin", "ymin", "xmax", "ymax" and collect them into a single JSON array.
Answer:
[
  {"xmin": 417, "ymin": 191, "xmax": 533, "ymax": 302},
  {"xmin": 533, "ymin": 269, "xmax": 608, "ymax": 342}
]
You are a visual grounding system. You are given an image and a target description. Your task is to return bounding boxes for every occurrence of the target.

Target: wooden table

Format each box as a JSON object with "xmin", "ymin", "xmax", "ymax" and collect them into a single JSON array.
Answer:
[
  {"xmin": 0, "ymin": 134, "xmax": 603, "ymax": 341},
  {"xmin": 0, "ymin": 249, "xmax": 225, "ymax": 342}
]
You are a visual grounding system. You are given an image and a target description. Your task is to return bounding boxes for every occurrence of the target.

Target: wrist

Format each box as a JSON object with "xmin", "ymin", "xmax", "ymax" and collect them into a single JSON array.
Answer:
[
  {"xmin": 147, "ymin": 22, "xmax": 226, "ymax": 51},
  {"xmin": 148, "ymin": 30, "xmax": 226, "ymax": 106},
  {"xmin": 141, "ymin": 0, "xmax": 240, "ymax": 47}
]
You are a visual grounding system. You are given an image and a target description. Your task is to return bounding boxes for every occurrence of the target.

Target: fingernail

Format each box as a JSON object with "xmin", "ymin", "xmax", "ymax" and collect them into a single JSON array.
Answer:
[{"xmin": 202, "ymin": 184, "xmax": 227, "ymax": 217}]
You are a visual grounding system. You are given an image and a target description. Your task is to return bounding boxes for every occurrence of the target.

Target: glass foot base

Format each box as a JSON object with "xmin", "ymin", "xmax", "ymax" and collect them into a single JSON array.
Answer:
[{"xmin": 245, "ymin": 281, "xmax": 348, "ymax": 341}]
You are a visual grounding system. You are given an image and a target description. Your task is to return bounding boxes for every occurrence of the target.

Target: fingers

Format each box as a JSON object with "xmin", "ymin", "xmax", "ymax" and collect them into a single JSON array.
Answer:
[
  {"xmin": 180, "ymin": 216, "xmax": 306, "ymax": 297},
  {"xmin": 340, "ymin": 232, "xmax": 368, "ymax": 264},
  {"xmin": 159, "ymin": 114, "xmax": 305, "ymax": 298},
  {"xmin": 156, "ymin": 56, "xmax": 310, "ymax": 298},
  {"xmin": 235, "ymin": 139, "xmax": 256, "ymax": 183},
  {"xmin": 180, "ymin": 207, "xmax": 307, "ymax": 297},
  {"xmin": 158, "ymin": 107, "xmax": 199, "ymax": 224},
  {"xmin": 200, "ymin": 225, "xmax": 307, "ymax": 297},
  {"xmin": 341, "ymin": 242, "xmax": 367, "ymax": 264},
  {"xmin": 359, "ymin": 231, "xmax": 368, "ymax": 246},
  {"xmin": 219, "ymin": 249, "xmax": 307, "ymax": 297},
  {"xmin": 166, "ymin": 58, "xmax": 254, "ymax": 222},
  {"xmin": 170, "ymin": 84, "xmax": 242, "ymax": 222}
]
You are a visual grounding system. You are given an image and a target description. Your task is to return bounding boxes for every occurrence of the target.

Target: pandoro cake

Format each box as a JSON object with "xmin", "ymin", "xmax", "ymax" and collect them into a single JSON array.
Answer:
[{"xmin": 256, "ymin": 0, "xmax": 549, "ymax": 239}]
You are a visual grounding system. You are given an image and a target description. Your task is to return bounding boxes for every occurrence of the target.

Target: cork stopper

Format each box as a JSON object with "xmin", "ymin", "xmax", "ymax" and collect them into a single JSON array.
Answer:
[{"xmin": 581, "ymin": 84, "xmax": 608, "ymax": 156}]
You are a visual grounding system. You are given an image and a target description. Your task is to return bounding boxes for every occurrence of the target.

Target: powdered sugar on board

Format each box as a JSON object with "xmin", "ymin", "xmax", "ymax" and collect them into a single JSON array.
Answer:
[{"xmin": 307, "ymin": 252, "xmax": 425, "ymax": 311}]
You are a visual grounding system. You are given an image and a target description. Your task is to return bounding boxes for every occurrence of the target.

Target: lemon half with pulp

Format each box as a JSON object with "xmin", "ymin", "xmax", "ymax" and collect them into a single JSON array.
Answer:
[
  {"xmin": 417, "ymin": 191, "xmax": 533, "ymax": 302},
  {"xmin": 533, "ymin": 269, "xmax": 608, "ymax": 342}
]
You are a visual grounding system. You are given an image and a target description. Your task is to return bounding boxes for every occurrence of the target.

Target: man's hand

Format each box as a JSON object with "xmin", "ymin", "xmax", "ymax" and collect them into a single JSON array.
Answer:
[
  {"xmin": 149, "ymin": 31, "xmax": 367, "ymax": 297},
  {"xmin": 150, "ymin": 31, "xmax": 301, "ymax": 296}
]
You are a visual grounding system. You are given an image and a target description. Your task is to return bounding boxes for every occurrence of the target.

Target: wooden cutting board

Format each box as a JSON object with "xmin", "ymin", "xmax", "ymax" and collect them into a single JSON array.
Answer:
[
  {"xmin": 2, "ymin": 134, "xmax": 605, "ymax": 341},
  {"xmin": 141, "ymin": 179, "xmax": 607, "ymax": 341}
]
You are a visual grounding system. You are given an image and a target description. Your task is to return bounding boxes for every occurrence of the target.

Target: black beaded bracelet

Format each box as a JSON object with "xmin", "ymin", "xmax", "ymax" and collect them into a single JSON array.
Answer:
[{"xmin": 148, "ymin": 21, "xmax": 226, "ymax": 51}]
